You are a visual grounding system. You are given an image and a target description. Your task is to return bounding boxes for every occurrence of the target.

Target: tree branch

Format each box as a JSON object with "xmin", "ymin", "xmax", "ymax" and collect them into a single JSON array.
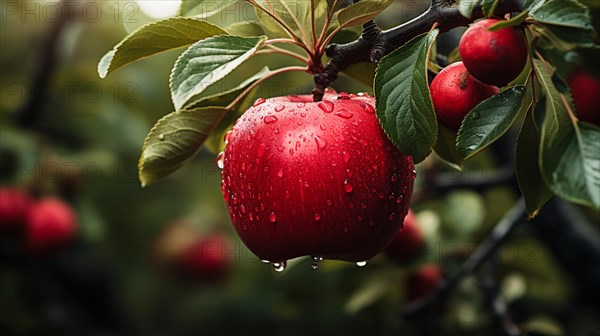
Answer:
[
  {"xmin": 313, "ymin": 0, "xmax": 523, "ymax": 101},
  {"xmin": 402, "ymin": 198, "xmax": 526, "ymax": 317}
]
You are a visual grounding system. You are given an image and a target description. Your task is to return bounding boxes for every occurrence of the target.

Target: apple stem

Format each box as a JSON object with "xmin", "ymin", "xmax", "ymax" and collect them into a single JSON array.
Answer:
[{"xmin": 312, "ymin": 0, "xmax": 523, "ymax": 102}]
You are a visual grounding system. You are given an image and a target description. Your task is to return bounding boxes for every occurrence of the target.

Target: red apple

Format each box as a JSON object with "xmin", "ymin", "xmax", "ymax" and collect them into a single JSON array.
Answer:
[
  {"xmin": 384, "ymin": 210, "xmax": 424, "ymax": 263},
  {"xmin": 0, "ymin": 187, "xmax": 31, "ymax": 228},
  {"xmin": 25, "ymin": 198, "xmax": 77, "ymax": 252},
  {"xmin": 430, "ymin": 62, "xmax": 500, "ymax": 132},
  {"xmin": 459, "ymin": 19, "xmax": 528, "ymax": 87},
  {"xmin": 405, "ymin": 264, "xmax": 443, "ymax": 302},
  {"xmin": 220, "ymin": 90, "xmax": 415, "ymax": 264},
  {"xmin": 179, "ymin": 233, "xmax": 232, "ymax": 281},
  {"xmin": 567, "ymin": 69, "xmax": 600, "ymax": 126}
]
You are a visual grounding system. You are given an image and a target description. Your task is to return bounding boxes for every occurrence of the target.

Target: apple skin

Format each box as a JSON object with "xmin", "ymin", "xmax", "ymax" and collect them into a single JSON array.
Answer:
[
  {"xmin": 459, "ymin": 18, "xmax": 528, "ymax": 87},
  {"xmin": 221, "ymin": 91, "xmax": 415, "ymax": 263},
  {"xmin": 179, "ymin": 233, "xmax": 232, "ymax": 281},
  {"xmin": 430, "ymin": 62, "xmax": 500, "ymax": 132},
  {"xmin": 384, "ymin": 210, "xmax": 424, "ymax": 263},
  {"xmin": 0, "ymin": 188, "xmax": 31, "ymax": 229},
  {"xmin": 405, "ymin": 264, "xmax": 443, "ymax": 302},
  {"xmin": 25, "ymin": 198, "xmax": 77, "ymax": 253},
  {"xmin": 567, "ymin": 69, "xmax": 600, "ymax": 126}
]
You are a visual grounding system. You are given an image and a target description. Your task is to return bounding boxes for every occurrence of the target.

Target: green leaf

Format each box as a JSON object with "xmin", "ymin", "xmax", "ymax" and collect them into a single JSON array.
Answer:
[
  {"xmin": 529, "ymin": 0, "xmax": 594, "ymax": 31},
  {"xmin": 458, "ymin": 0, "xmax": 480, "ymax": 19},
  {"xmin": 139, "ymin": 106, "xmax": 230, "ymax": 186},
  {"xmin": 515, "ymin": 101, "xmax": 554, "ymax": 218},
  {"xmin": 481, "ymin": 0, "xmax": 501, "ymax": 17},
  {"xmin": 535, "ymin": 25, "xmax": 600, "ymax": 51},
  {"xmin": 178, "ymin": 0, "xmax": 237, "ymax": 18},
  {"xmin": 524, "ymin": 0, "xmax": 544, "ymax": 10},
  {"xmin": 170, "ymin": 35, "xmax": 267, "ymax": 111},
  {"xmin": 188, "ymin": 67, "xmax": 273, "ymax": 153},
  {"xmin": 336, "ymin": 0, "xmax": 393, "ymax": 29},
  {"xmin": 488, "ymin": 10, "xmax": 530, "ymax": 31},
  {"xmin": 456, "ymin": 86, "xmax": 526, "ymax": 159},
  {"xmin": 252, "ymin": 0, "xmax": 328, "ymax": 43},
  {"xmin": 226, "ymin": 22, "xmax": 266, "ymax": 37},
  {"xmin": 535, "ymin": 59, "xmax": 600, "ymax": 209},
  {"xmin": 98, "ymin": 18, "xmax": 227, "ymax": 78},
  {"xmin": 375, "ymin": 29, "xmax": 439, "ymax": 164},
  {"xmin": 434, "ymin": 126, "xmax": 463, "ymax": 171}
]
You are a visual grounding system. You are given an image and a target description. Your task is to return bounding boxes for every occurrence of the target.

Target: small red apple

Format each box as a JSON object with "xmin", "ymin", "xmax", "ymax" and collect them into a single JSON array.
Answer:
[
  {"xmin": 405, "ymin": 264, "xmax": 443, "ymax": 302},
  {"xmin": 459, "ymin": 18, "xmax": 528, "ymax": 87},
  {"xmin": 220, "ymin": 90, "xmax": 415, "ymax": 265},
  {"xmin": 384, "ymin": 211, "xmax": 424, "ymax": 263},
  {"xmin": 0, "ymin": 187, "xmax": 31, "ymax": 229},
  {"xmin": 179, "ymin": 233, "xmax": 232, "ymax": 281},
  {"xmin": 25, "ymin": 198, "xmax": 77, "ymax": 253},
  {"xmin": 567, "ymin": 69, "xmax": 600, "ymax": 126},
  {"xmin": 430, "ymin": 62, "xmax": 500, "ymax": 132}
]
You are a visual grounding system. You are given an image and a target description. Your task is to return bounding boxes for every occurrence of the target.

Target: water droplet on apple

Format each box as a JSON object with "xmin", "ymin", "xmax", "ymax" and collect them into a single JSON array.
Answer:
[
  {"xmin": 318, "ymin": 100, "xmax": 335, "ymax": 113},
  {"xmin": 215, "ymin": 152, "xmax": 226, "ymax": 170},
  {"xmin": 300, "ymin": 112, "xmax": 307, "ymax": 117},
  {"xmin": 335, "ymin": 110, "xmax": 353, "ymax": 119},
  {"xmin": 269, "ymin": 212, "xmax": 277, "ymax": 223},
  {"xmin": 240, "ymin": 205, "xmax": 246, "ymax": 213},
  {"xmin": 277, "ymin": 169, "xmax": 283, "ymax": 178},
  {"xmin": 360, "ymin": 103, "xmax": 375, "ymax": 114},
  {"xmin": 315, "ymin": 136, "xmax": 327, "ymax": 149},
  {"xmin": 337, "ymin": 92, "xmax": 351, "ymax": 100},
  {"xmin": 253, "ymin": 98, "xmax": 266, "ymax": 106},
  {"xmin": 273, "ymin": 261, "xmax": 287, "ymax": 272},
  {"xmin": 264, "ymin": 115, "xmax": 278, "ymax": 124},
  {"xmin": 275, "ymin": 105, "xmax": 285, "ymax": 112},
  {"xmin": 356, "ymin": 261, "xmax": 367, "ymax": 267},
  {"xmin": 343, "ymin": 151, "xmax": 351, "ymax": 163},
  {"xmin": 361, "ymin": 203, "xmax": 367, "ymax": 209},
  {"xmin": 224, "ymin": 130, "xmax": 233, "ymax": 145},
  {"xmin": 314, "ymin": 213, "xmax": 321, "ymax": 221},
  {"xmin": 343, "ymin": 179, "xmax": 354, "ymax": 193},
  {"xmin": 411, "ymin": 169, "xmax": 417, "ymax": 179},
  {"xmin": 326, "ymin": 199, "xmax": 333, "ymax": 206}
]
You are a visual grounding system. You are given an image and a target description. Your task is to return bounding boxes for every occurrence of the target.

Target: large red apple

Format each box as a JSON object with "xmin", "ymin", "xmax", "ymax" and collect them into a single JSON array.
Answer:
[
  {"xmin": 0, "ymin": 187, "xmax": 31, "ymax": 229},
  {"xmin": 220, "ymin": 90, "xmax": 415, "ymax": 265},
  {"xmin": 567, "ymin": 69, "xmax": 600, "ymax": 126},
  {"xmin": 25, "ymin": 198, "xmax": 77, "ymax": 253},
  {"xmin": 384, "ymin": 210, "xmax": 424, "ymax": 263},
  {"xmin": 459, "ymin": 18, "xmax": 528, "ymax": 87}
]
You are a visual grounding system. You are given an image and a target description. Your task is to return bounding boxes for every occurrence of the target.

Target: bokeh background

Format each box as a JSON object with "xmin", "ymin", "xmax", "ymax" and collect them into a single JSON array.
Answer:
[{"xmin": 1, "ymin": 1, "xmax": 599, "ymax": 335}]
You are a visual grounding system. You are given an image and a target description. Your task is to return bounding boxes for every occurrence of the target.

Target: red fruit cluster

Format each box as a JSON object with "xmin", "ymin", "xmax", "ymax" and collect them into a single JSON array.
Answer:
[
  {"xmin": 568, "ymin": 69, "xmax": 600, "ymax": 126},
  {"xmin": 431, "ymin": 19, "xmax": 528, "ymax": 132},
  {"xmin": 405, "ymin": 264, "xmax": 443, "ymax": 302},
  {"xmin": 221, "ymin": 90, "xmax": 415, "ymax": 265},
  {"xmin": 384, "ymin": 210, "xmax": 424, "ymax": 263},
  {"xmin": 0, "ymin": 187, "xmax": 77, "ymax": 253},
  {"xmin": 430, "ymin": 62, "xmax": 499, "ymax": 132},
  {"xmin": 459, "ymin": 19, "xmax": 528, "ymax": 87}
]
